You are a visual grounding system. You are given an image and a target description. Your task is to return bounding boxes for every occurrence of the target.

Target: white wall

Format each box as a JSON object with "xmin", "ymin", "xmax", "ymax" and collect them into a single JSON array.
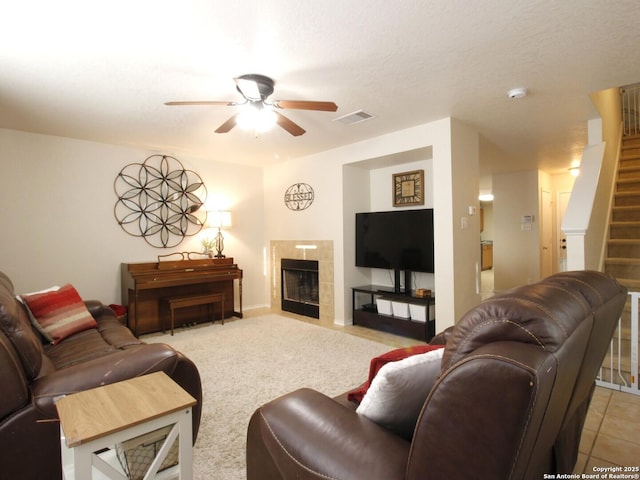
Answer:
[
  {"xmin": 366, "ymin": 159, "xmax": 434, "ymax": 291},
  {"xmin": 264, "ymin": 117, "xmax": 479, "ymax": 330},
  {"xmin": 448, "ymin": 119, "xmax": 481, "ymax": 318},
  {"xmin": 562, "ymin": 142, "xmax": 607, "ymax": 270},
  {"xmin": 0, "ymin": 128, "xmax": 266, "ymax": 309},
  {"xmin": 493, "ymin": 170, "xmax": 541, "ymax": 290},
  {"xmin": 342, "ymin": 164, "xmax": 372, "ymax": 297},
  {"xmin": 480, "ymin": 202, "xmax": 493, "ymax": 241},
  {"xmin": 2, "ymin": 116, "xmax": 482, "ymax": 333}
]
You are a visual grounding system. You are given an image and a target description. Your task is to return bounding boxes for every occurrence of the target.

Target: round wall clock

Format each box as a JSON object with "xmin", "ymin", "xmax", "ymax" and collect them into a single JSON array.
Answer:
[{"xmin": 284, "ymin": 183, "xmax": 315, "ymax": 211}]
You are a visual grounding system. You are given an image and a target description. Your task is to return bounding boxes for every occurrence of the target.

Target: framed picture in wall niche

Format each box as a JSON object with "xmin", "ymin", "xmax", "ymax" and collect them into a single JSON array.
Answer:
[{"xmin": 393, "ymin": 170, "xmax": 424, "ymax": 206}]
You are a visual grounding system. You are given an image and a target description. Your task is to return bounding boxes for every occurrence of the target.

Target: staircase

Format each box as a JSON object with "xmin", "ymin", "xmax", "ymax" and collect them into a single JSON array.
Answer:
[
  {"xmin": 602, "ymin": 134, "xmax": 640, "ymax": 389},
  {"xmin": 607, "ymin": 134, "xmax": 640, "ymax": 287}
]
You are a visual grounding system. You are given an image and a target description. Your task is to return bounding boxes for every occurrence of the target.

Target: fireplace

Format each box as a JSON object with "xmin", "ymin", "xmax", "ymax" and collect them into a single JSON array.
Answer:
[
  {"xmin": 270, "ymin": 240, "xmax": 333, "ymax": 321},
  {"xmin": 281, "ymin": 258, "xmax": 319, "ymax": 318}
]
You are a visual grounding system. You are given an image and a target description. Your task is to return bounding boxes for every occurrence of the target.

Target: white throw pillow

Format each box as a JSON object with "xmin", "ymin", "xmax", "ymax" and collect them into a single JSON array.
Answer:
[{"xmin": 356, "ymin": 347, "xmax": 444, "ymax": 439}]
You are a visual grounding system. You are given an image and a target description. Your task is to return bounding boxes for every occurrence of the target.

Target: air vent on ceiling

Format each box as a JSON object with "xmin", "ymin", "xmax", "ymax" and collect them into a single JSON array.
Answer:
[{"xmin": 333, "ymin": 109, "xmax": 375, "ymax": 125}]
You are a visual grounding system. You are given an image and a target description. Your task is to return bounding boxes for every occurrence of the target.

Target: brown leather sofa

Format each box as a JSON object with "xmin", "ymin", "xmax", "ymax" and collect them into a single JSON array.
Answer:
[
  {"xmin": 247, "ymin": 270, "xmax": 627, "ymax": 480},
  {"xmin": 0, "ymin": 271, "xmax": 202, "ymax": 480}
]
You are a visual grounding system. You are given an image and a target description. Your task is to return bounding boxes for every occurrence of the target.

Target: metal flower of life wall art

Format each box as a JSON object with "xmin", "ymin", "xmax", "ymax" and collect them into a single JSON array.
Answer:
[{"xmin": 114, "ymin": 154, "xmax": 208, "ymax": 248}]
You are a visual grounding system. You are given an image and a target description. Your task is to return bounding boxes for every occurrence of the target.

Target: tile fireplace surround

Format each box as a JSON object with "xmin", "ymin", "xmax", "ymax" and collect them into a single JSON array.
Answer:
[{"xmin": 270, "ymin": 240, "xmax": 334, "ymax": 321}]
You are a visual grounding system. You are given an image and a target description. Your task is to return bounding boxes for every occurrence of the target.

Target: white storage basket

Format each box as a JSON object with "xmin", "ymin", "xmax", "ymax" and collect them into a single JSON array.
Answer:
[
  {"xmin": 409, "ymin": 304, "xmax": 427, "ymax": 322},
  {"xmin": 376, "ymin": 298, "xmax": 393, "ymax": 315},
  {"xmin": 391, "ymin": 301, "xmax": 410, "ymax": 318}
]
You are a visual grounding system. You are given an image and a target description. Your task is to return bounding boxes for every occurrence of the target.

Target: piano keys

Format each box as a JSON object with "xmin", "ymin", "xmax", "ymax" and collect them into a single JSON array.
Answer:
[{"xmin": 121, "ymin": 257, "xmax": 243, "ymax": 336}]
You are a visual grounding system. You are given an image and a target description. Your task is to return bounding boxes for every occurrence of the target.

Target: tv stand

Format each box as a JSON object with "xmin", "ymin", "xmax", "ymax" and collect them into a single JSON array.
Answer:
[{"xmin": 352, "ymin": 285, "xmax": 435, "ymax": 341}]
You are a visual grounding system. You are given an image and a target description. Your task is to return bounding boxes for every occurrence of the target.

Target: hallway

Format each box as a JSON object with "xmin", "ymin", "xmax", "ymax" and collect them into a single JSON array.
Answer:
[{"xmin": 481, "ymin": 268, "xmax": 494, "ymax": 300}]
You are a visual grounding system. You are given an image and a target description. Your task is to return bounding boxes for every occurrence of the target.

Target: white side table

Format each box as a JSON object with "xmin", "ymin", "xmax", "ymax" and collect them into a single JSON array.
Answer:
[{"xmin": 56, "ymin": 371, "xmax": 196, "ymax": 480}]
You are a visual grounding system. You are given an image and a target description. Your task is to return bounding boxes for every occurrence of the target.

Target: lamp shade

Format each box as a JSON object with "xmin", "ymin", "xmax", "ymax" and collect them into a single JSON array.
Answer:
[{"xmin": 208, "ymin": 210, "xmax": 232, "ymax": 229}]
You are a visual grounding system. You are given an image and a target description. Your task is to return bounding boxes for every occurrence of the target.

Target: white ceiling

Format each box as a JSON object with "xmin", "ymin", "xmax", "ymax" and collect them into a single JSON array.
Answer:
[{"xmin": 1, "ymin": 0, "xmax": 640, "ymax": 178}]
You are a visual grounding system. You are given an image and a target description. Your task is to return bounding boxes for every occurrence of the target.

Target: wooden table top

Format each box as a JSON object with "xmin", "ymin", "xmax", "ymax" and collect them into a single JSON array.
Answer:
[{"xmin": 56, "ymin": 371, "xmax": 196, "ymax": 447}]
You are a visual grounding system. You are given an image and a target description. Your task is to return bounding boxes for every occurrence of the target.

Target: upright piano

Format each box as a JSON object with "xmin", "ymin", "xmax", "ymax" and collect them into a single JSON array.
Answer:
[{"xmin": 121, "ymin": 257, "xmax": 243, "ymax": 336}]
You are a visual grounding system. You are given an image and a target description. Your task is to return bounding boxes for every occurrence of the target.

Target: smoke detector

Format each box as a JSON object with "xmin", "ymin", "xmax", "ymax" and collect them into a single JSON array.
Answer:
[{"xmin": 508, "ymin": 87, "xmax": 527, "ymax": 99}]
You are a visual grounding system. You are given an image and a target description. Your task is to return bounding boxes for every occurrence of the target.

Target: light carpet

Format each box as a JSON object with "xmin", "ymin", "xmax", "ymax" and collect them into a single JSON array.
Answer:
[{"xmin": 144, "ymin": 314, "xmax": 391, "ymax": 480}]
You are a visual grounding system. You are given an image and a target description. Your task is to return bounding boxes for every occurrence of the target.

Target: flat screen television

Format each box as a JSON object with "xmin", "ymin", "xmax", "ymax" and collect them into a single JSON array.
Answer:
[{"xmin": 355, "ymin": 209, "xmax": 435, "ymax": 276}]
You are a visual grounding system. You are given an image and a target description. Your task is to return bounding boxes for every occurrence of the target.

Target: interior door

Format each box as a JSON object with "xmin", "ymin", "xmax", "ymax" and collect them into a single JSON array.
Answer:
[{"xmin": 541, "ymin": 189, "xmax": 553, "ymax": 277}]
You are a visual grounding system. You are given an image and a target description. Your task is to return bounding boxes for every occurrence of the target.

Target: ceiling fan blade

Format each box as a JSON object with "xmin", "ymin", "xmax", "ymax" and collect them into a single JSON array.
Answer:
[
  {"xmin": 234, "ymin": 77, "xmax": 262, "ymax": 102},
  {"xmin": 165, "ymin": 101, "xmax": 237, "ymax": 106},
  {"xmin": 275, "ymin": 112, "xmax": 306, "ymax": 136},
  {"xmin": 274, "ymin": 100, "xmax": 338, "ymax": 112},
  {"xmin": 215, "ymin": 114, "xmax": 239, "ymax": 134}
]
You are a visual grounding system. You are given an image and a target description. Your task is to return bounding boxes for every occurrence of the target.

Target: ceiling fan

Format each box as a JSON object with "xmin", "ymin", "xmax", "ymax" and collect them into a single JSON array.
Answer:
[{"xmin": 165, "ymin": 74, "xmax": 338, "ymax": 136}]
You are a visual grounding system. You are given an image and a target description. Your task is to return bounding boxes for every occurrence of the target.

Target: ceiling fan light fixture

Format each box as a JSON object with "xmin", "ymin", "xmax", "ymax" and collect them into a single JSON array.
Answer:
[
  {"xmin": 235, "ymin": 74, "xmax": 274, "ymax": 102},
  {"xmin": 236, "ymin": 104, "xmax": 277, "ymax": 133},
  {"xmin": 168, "ymin": 74, "xmax": 336, "ymax": 137}
]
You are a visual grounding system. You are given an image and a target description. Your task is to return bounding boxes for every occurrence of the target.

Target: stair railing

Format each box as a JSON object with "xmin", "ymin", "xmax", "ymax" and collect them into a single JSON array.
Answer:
[
  {"xmin": 622, "ymin": 84, "xmax": 640, "ymax": 137},
  {"xmin": 596, "ymin": 291, "xmax": 640, "ymax": 395}
]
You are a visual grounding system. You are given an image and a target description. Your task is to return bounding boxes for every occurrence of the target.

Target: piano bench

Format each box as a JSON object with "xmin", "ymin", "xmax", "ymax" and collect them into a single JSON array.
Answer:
[{"xmin": 161, "ymin": 293, "xmax": 225, "ymax": 336}]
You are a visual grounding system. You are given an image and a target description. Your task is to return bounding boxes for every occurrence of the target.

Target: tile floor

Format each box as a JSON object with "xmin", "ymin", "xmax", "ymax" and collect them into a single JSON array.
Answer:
[{"xmin": 576, "ymin": 386, "xmax": 640, "ymax": 474}]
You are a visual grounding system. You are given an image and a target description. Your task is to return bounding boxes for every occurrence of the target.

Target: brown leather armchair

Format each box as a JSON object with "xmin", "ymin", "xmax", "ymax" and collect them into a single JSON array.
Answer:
[
  {"xmin": 247, "ymin": 271, "xmax": 627, "ymax": 480},
  {"xmin": 0, "ymin": 271, "xmax": 202, "ymax": 480}
]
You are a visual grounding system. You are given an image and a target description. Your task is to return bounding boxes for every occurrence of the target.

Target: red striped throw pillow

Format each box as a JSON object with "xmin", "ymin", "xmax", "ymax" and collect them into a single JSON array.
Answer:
[{"xmin": 21, "ymin": 284, "xmax": 97, "ymax": 344}]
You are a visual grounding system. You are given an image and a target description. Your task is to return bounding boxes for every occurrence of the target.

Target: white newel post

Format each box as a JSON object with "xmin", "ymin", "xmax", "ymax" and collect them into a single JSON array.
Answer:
[{"xmin": 564, "ymin": 230, "xmax": 587, "ymax": 271}]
